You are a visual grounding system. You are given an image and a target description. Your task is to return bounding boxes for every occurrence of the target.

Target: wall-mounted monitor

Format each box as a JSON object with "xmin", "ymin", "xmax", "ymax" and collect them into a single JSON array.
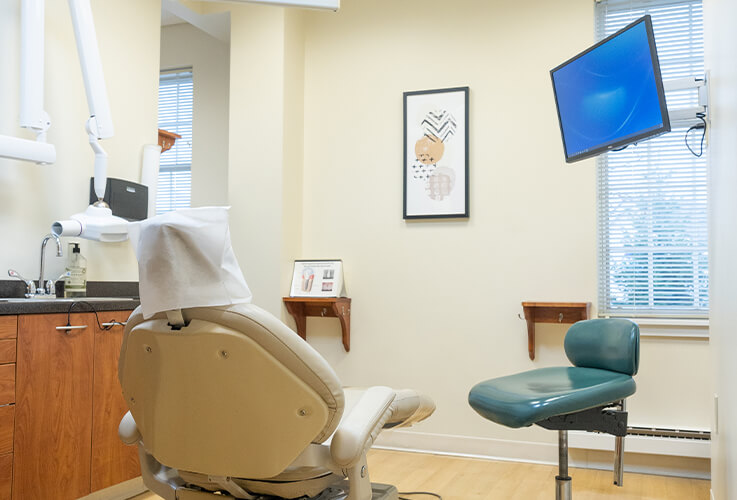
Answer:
[{"xmin": 550, "ymin": 15, "xmax": 670, "ymax": 163}]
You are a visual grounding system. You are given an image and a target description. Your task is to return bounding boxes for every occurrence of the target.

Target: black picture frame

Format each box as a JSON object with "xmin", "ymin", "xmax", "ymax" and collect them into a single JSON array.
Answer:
[{"xmin": 403, "ymin": 86, "xmax": 469, "ymax": 220}]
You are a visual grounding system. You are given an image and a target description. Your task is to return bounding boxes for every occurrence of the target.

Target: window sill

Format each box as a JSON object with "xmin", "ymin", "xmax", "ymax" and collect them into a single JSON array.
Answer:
[
  {"xmin": 632, "ymin": 317, "xmax": 708, "ymax": 328},
  {"xmin": 599, "ymin": 315, "xmax": 709, "ymax": 339}
]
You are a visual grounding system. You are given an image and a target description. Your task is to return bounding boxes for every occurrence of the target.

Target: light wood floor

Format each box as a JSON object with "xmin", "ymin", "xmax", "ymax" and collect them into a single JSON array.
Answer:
[{"xmin": 131, "ymin": 449, "xmax": 710, "ymax": 500}]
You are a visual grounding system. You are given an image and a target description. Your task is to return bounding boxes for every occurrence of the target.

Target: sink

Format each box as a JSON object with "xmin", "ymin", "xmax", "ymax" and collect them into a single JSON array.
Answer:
[{"xmin": 0, "ymin": 297, "xmax": 137, "ymax": 303}]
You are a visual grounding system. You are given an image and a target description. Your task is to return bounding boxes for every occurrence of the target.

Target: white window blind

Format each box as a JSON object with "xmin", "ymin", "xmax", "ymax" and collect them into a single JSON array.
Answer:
[
  {"xmin": 157, "ymin": 69, "xmax": 193, "ymax": 214},
  {"xmin": 595, "ymin": 0, "xmax": 708, "ymax": 318}
]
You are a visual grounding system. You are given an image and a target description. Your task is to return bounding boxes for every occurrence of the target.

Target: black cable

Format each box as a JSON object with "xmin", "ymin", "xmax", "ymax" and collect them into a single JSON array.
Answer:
[
  {"xmin": 63, "ymin": 300, "xmax": 126, "ymax": 332},
  {"xmin": 611, "ymin": 144, "xmax": 630, "ymax": 152},
  {"xmin": 399, "ymin": 492, "xmax": 443, "ymax": 500},
  {"xmin": 685, "ymin": 113, "xmax": 707, "ymax": 157}
]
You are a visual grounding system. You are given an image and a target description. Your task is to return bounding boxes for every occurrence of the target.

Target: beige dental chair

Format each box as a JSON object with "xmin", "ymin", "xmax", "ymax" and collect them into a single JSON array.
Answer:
[{"xmin": 118, "ymin": 208, "xmax": 435, "ymax": 500}]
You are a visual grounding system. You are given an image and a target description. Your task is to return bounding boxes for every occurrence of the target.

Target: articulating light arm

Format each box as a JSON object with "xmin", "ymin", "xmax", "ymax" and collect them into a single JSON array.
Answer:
[
  {"xmin": 68, "ymin": 0, "xmax": 114, "ymax": 201},
  {"xmin": 0, "ymin": 0, "xmax": 56, "ymax": 164},
  {"xmin": 51, "ymin": 0, "xmax": 128, "ymax": 243},
  {"xmin": 86, "ymin": 117, "xmax": 109, "ymax": 201},
  {"xmin": 20, "ymin": 0, "xmax": 51, "ymax": 139}
]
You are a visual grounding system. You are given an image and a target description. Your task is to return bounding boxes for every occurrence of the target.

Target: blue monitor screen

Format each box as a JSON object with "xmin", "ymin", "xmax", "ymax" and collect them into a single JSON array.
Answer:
[{"xmin": 551, "ymin": 15, "xmax": 670, "ymax": 163}]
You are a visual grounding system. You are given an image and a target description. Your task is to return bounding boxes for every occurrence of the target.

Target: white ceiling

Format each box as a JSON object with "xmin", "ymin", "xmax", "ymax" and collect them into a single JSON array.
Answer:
[{"xmin": 161, "ymin": 5, "xmax": 186, "ymax": 26}]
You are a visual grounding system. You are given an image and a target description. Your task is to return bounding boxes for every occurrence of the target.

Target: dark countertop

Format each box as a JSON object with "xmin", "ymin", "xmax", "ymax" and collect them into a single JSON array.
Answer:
[
  {"xmin": 0, "ymin": 281, "xmax": 140, "ymax": 316},
  {"xmin": 0, "ymin": 299, "xmax": 140, "ymax": 316}
]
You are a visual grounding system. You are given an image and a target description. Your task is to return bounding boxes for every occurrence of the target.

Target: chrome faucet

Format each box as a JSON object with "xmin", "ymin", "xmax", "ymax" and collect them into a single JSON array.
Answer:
[
  {"xmin": 38, "ymin": 233, "xmax": 63, "ymax": 295},
  {"xmin": 7, "ymin": 269, "xmax": 36, "ymax": 296},
  {"xmin": 7, "ymin": 234, "xmax": 65, "ymax": 298}
]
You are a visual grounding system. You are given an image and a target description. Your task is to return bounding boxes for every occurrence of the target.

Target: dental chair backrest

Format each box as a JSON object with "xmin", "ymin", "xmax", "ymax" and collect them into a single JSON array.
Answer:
[
  {"xmin": 564, "ymin": 318, "xmax": 640, "ymax": 376},
  {"xmin": 120, "ymin": 208, "xmax": 345, "ymax": 479},
  {"xmin": 119, "ymin": 305, "xmax": 345, "ymax": 479}
]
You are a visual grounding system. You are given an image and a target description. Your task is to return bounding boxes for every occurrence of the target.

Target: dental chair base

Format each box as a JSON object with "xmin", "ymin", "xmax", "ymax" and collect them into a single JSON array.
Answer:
[
  {"xmin": 137, "ymin": 443, "xmax": 400, "ymax": 500},
  {"xmin": 173, "ymin": 485, "xmax": 399, "ymax": 500}
]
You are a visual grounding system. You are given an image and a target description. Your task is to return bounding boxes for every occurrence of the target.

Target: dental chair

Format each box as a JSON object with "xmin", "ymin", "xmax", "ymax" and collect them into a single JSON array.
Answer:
[
  {"xmin": 117, "ymin": 208, "xmax": 435, "ymax": 500},
  {"xmin": 468, "ymin": 319, "xmax": 639, "ymax": 500}
]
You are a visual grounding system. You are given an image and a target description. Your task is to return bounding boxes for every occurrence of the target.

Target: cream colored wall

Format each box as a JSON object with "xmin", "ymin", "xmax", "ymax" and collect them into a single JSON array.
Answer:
[
  {"xmin": 281, "ymin": 11, "xmax": 306, "ymax": 302},
  {"xmin": 160, "ymin": 23, "xmax": 230, "ymax": 208},
  {"xmin": 297, "ymin": 0, "xmax": 712, "ymax": 450},
  {"xmin": 225, "ymin": 4, "xmax": 307, "ymax": 314},
  {"xmin": 704, "ymin": 0, "xmax": 737, "ymax": 496},
  {"xmin": 0, "ymin": 0, "xmax": 160, "ymax": 281}
]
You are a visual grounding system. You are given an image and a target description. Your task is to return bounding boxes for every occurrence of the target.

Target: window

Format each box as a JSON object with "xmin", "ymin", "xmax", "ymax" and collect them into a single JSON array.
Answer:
[
  {"xmin": 157, "ymin": 69, "xmax": 193, "ymax": 214},
  {"xmin": 596, "ymin": 0, "xmax": 708, "ymax": 318}
]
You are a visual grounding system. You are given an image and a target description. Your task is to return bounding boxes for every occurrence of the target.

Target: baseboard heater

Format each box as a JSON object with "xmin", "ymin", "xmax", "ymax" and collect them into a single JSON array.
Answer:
[{"xmin": 569, "ymin": 426, "xmax": 710, "ymax": 459}]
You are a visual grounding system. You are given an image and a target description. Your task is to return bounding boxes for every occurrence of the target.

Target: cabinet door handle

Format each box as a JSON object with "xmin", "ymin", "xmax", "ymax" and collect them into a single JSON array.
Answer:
[
  {"xmin": 101, "ymin": 322, "xmax": 127, "ymax": 328},
  {"xmin": 55, "ymin": 325, "xmax": 87, "ymax": 331}
]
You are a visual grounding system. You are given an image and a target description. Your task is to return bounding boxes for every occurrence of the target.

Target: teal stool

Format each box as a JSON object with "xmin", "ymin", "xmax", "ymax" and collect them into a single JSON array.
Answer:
[{"xmin": 469, "ymin": 319, "xmax": 639, "ymax": 500}]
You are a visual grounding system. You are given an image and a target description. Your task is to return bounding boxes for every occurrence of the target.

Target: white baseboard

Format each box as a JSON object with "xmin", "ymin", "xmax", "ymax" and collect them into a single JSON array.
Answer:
[
  {"xmin": 374, "ymin": 430, "xmax": 710, "ymax": 479},
  {"xmin": 374, "ymin": 429, "xmax": 560, "ymax": 466},
  {"xmin": 568, "ymin": 430, "xmax": 711, "ymax": 458}
]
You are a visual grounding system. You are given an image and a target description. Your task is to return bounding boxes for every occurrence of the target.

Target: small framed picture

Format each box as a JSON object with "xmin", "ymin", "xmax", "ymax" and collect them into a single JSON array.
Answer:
[
  {"xmin": 290, "ymin": 260, "xmax": 345, "ymax": 297},
  {"xmin": 403, "ymin": 86, "xmax": 469, "ymax": 219}
]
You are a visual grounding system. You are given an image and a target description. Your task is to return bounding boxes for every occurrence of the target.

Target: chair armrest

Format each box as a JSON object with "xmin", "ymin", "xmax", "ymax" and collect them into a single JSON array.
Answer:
[
  {"xmin": 330, "ymin": 386, "xmax": 395, "ymax": 468},
  {"xmin": 119, "ymin": 411, "xmax": 142, "ymax": 445}
]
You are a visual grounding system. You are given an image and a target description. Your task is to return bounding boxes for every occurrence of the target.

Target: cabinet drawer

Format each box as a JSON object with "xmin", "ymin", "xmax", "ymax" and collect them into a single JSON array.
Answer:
[
  {"xmin": 0, "ymin": 453, "xmax": 10, "ymax": 500},
  {"xmin": 0, "ymin": 406, "xmax": 13, "ymax": 456},
  {"xmin": 0, "ymin": 367, "xmax": 13, "ymax": 406},
  {"xmin": 0, "ymin": 318, "xmax": 15, "ymax": 340},
  {"xmin": 0, "ymin": 342, "xmax": 15, "ymax": 366}
]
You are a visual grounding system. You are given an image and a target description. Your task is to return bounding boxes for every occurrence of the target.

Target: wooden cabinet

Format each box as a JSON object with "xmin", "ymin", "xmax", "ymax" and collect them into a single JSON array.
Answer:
[
  {"xmin": 0, "ymin": 316, "xmax": 16, "ymax": 500},
  {"xmin": 91, "ymin": 311, "xmax": 140, "ymax": 491},
  {"xmin": 13, "ymin": 310, "xmax": 136, "ymax": 500},
  {"xmin": 15, "ymin": 313, "xmax": 95, "ymax": 499},
  {"xmin": 0, "ymin": 454, "xmax": 11, "ymax": 500}
]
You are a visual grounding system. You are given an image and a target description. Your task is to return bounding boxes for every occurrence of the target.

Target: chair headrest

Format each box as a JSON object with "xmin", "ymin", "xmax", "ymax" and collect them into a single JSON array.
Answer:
[
  {"xmin": 129, "ymin": 207, "xmax": 252, "ymax": 319},
  {"xmin": 564, "ymin": 318, "xmax": 640, "ymax": 376}
]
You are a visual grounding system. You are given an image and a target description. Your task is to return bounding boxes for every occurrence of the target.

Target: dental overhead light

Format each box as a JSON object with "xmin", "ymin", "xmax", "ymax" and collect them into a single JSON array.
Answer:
[
  {"xmin": 0, "ymin": 0, "xmax": 128, "ymax": 242},
  {"xmin": 0, "ymin": 0, "xmax": 55, "ymax": 164},
  {"xmin": 7, "ymin": 0, "xmax": 338, "ymax": 243},
  {"xmin": 50, "ymin": 0, "xmax": 129, "ymax": 242},
  {"xmin": 45, "ymin": 0, "xmax": 128, "ymax": 242}
]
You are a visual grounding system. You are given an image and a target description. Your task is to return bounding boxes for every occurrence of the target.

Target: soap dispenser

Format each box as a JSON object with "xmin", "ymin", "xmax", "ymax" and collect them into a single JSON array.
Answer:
[{"xmin": 64, "ymin": 243, "xmax": 87, "ymax": 298}]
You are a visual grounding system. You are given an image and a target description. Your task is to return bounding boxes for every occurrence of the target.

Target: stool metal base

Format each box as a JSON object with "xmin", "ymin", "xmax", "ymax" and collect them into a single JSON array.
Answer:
[
  {"xmin": 311, "ymin": 482, "xmax": 399, "ymax": 500},
  {"xmin": 556, "ymin": 430, "xmax": 572, "ymax": 500},
  {"xmin": 555, "ymin": 476, "xmax": 571, "ymax": 500}
]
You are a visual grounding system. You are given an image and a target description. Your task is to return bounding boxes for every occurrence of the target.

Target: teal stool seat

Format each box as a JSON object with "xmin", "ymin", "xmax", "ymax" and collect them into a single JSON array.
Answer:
[{"xmin": 469, "ymin": 366, "xmax": 636, "ymax": 428}]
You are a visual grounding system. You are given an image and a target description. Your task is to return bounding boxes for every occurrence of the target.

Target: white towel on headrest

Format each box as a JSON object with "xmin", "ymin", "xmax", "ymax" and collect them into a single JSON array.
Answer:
[{"xmin": 128, "ymin": 207, "xmax": 252, "ymax": 319}]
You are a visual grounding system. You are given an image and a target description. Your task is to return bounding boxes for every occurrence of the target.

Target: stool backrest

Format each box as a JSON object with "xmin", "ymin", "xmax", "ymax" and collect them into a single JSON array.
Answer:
[{"xmin": 564, "ymin": 319, "xmax": 640, "ymax": 376}]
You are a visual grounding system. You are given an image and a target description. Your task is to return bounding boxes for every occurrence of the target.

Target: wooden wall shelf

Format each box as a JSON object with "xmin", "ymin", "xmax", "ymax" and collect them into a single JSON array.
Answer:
[
  {"xmin": 283, "ymin": 297, "xmax": 351, "ymax": 352},
  {"xmin": 522, "ymin": 301, "xmax": 591, "ymax": 360},
  {"xmin": 158, "ymin": 128, "xmax": 181, "ymax": 153}
]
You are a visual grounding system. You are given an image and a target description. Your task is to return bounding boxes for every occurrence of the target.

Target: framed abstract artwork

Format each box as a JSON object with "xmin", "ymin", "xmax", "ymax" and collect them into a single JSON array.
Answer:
[{"xmin": 403, "ymin": 86, "xmax": 469, "ymax": 219}]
